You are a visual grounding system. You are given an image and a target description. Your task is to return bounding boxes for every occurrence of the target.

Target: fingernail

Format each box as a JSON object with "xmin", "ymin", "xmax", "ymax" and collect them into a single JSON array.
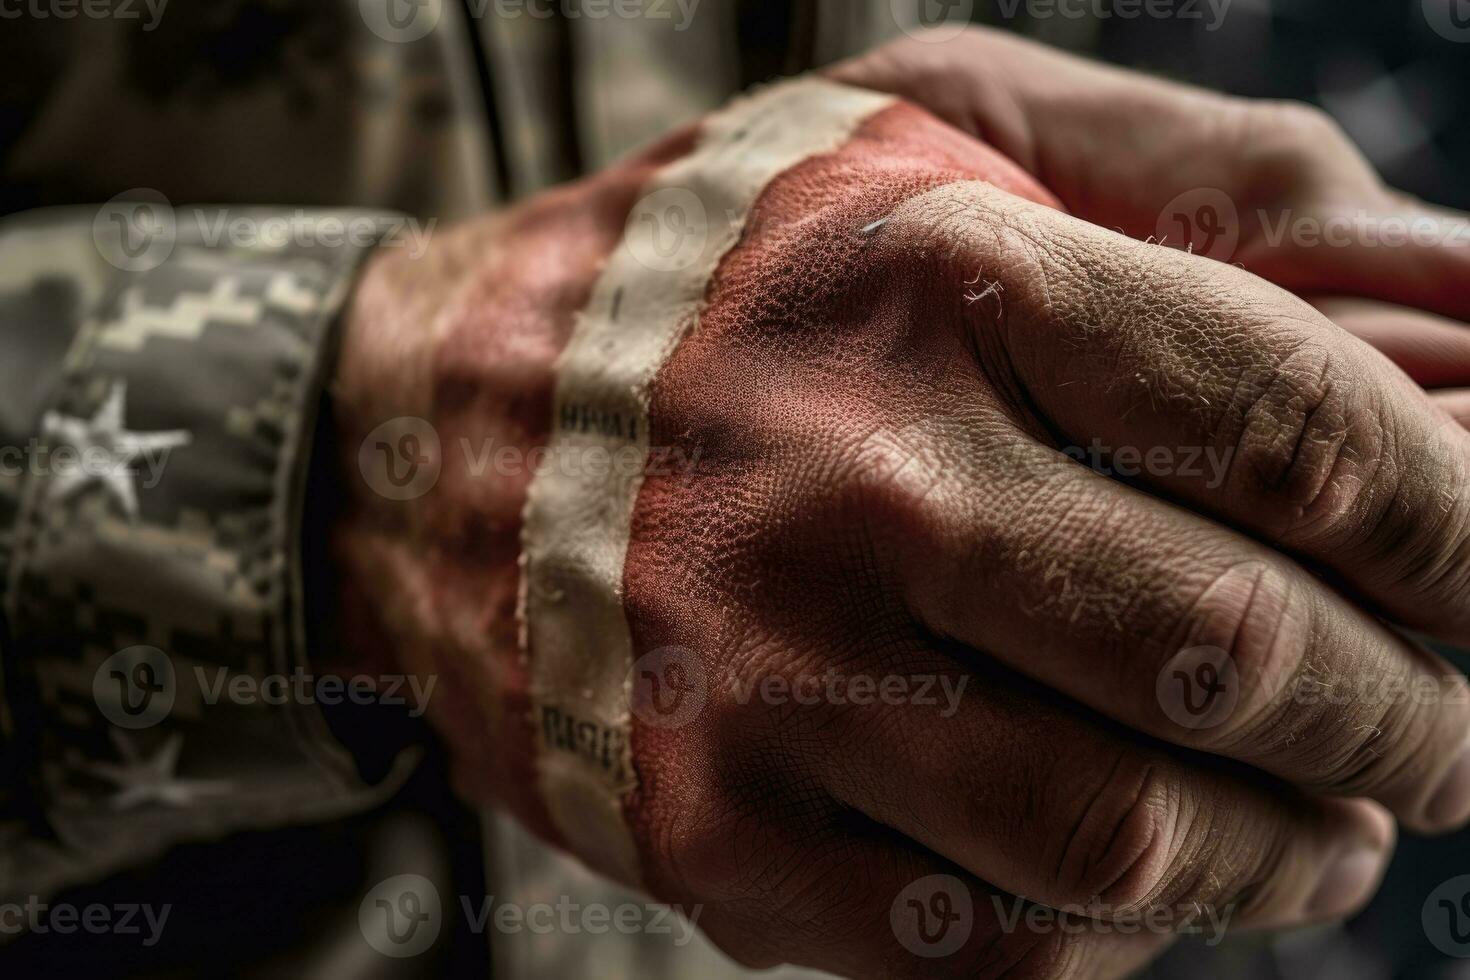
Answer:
[
  {"xmin": 1306, "ymin": 847, "xmax": 1385, "ymax": 920},
  {"xmin": 1424, "ymin": 742, "xmax": 1470, "ymax": 830}
]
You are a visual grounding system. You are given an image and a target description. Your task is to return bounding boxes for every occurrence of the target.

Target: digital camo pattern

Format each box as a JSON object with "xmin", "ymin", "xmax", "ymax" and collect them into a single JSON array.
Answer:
[{"xmin": 0, "ymin": 208, "xmax": 416, "ymax": 914}]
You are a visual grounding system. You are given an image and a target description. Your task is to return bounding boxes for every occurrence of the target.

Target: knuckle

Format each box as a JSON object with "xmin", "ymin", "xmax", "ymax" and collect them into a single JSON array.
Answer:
[
  {"xmin": 1242, "ymin": 99, "xmax": 1356, "ymax": 178},
  {"xmin": 1312, "ymin": 700, "xmax": 1431, "ymax": 798},
  {"xmin": 1225, "ymin": 345, "xmax": 1386, "ymax": 539},
  {"xmin": 838, "ymin": 426, "xmax": 953, "ymax": 553},
  {"xmin": 1050, "ymin": 763, "xmax": 1183, "ymax": 912},
  {"xmin": 649, "ymin": 777, "xmax": 763, "ymax": 904},
  {"xmin": 1177, "ymin": 562, "xmax": 1306, "ymax": 722},
  {"xmin": 1352, "ymin": 438, "xmax": 1470, "ymax": 614},
  {"xmin": 1259, "ymin": 99, "xmax": 1347, "ymax": 142}
]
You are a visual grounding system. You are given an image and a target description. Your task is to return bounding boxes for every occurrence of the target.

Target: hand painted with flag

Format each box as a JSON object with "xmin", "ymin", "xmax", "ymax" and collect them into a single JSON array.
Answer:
[{"xmin": 327, "ymin": 30, "xmax": 1470, "ymax": 980}]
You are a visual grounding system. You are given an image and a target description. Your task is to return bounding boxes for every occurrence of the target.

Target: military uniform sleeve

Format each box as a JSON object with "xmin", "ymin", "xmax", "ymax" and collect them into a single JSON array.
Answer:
[{"xmin": 0, "ymin": 203, "xmax": 421, "ymax": 910}]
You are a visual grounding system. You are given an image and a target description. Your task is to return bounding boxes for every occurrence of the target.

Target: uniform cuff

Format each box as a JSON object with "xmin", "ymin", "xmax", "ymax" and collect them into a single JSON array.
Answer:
[{"xmin": 0, "ymin": 205, "xmax": 421, "ymax": 905}]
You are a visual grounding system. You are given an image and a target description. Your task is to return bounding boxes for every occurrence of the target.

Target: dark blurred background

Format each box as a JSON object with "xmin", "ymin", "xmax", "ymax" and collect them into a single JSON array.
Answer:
[{"xmin": 970, "ymin": 0, "xmax": 1470, "ymax": 212}]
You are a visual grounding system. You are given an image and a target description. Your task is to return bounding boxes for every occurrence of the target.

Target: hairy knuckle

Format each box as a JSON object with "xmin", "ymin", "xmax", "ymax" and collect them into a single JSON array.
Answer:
[
  {"xmin": 1226, "ymin": 346, "xmax": 1385, "ymax": 538},
  {"xmin": 1314, "ymin": 698, "xmax": 1432, "ymax": 798},
  {"xmin": 1352, "ymin": 433, "xmax": 1470, "ymax": 612}
]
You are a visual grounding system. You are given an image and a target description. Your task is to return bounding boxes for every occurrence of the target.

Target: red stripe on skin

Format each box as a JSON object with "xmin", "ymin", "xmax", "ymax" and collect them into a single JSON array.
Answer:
[{"xmin": 623, "ymin": 102, "xmax": 1059, "ymax": 901}]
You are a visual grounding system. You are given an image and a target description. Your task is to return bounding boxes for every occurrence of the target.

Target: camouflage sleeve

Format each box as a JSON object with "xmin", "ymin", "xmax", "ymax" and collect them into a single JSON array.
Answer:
[{"xmin": 0, "ymin": 202, "xmax": 422, "ymax": 911}]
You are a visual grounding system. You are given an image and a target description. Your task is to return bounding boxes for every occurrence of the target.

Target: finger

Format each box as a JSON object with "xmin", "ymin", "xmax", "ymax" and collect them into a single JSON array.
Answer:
[
  {"xmin": 1246, "ymin": 201, "xmax": 1470, "ymax": 326},
  {"xmin": 801, "ymin": 639, "xmax": 1395, "ymax": 933},
  {"xmin": 692, "ymin": 809, "xmax": 1173, "ymax": 980},
  {"xmin": 860, "ymin": 427, "xmax": 1470, "ymax": 833},
  {"xmin": 1433, "ymin": 388, "xmax": 1470, "ymax": 431},
  {"xmin": 889, "ymin": 179, "xmax": 1470, "ymax": 643},
  {"xmin": 831, "ymin": 35, "xmax": 1470, "ymax": 325},
  {"xmin": 1311, "ymin": 296, "xmax": 1470, "ymax": 388}
]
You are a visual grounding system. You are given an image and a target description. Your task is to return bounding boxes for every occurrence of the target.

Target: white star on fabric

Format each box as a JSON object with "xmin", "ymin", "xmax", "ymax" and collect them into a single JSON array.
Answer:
[
  {"xmin": 40, "ymin": 381, "xmax": 191, "ymax": 520},
  {"xmin": 80, "ymin": 732, "xmax": 232, "ymax": 811}
]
